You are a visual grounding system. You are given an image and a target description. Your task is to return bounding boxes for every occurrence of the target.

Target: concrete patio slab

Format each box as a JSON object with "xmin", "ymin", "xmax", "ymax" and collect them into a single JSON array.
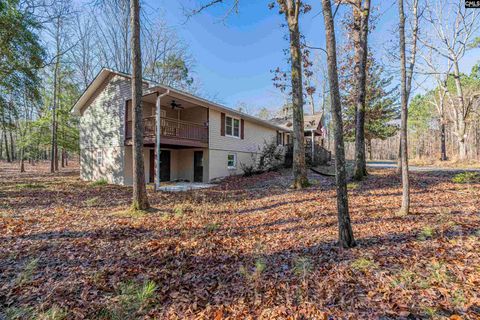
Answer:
[{"xmin": 158, "ymin": 182, "xmax": 216, "ymax": 192}]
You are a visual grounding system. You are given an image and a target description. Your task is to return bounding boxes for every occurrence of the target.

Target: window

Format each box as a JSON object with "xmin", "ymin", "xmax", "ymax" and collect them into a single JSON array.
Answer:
[
  {"xmin": 227, "ymin": 154, "xmax": 237, "ymax": 169},
  {"xmin": 96, "ymin": 150, "xmax": 103, "ymax": 166},
  {"xmin": 225, "ymin": 116, "xmax": 240, "ymax": 138}
]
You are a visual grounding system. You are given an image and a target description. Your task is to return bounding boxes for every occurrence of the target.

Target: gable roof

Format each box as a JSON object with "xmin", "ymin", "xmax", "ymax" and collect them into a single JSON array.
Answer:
[{"xmin": 72, "ymin": 68, "xmax": 290, "ymax": 132}]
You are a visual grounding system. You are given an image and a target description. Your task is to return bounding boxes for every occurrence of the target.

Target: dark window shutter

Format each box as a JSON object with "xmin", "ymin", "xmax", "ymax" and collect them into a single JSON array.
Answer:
[
  {"xmin": 221, "ymin": 113, "xmax": 225, "ymax": 136},
  {"xmin": 241, "ymin": 119, "xmax": 245, "ymax": 139}
]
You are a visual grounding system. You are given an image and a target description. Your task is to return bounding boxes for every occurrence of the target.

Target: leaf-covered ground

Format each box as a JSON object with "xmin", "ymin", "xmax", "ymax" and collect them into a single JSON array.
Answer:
[{"xmin": 0, "ymin": 161, "xmax": 479, "ymax": 319}]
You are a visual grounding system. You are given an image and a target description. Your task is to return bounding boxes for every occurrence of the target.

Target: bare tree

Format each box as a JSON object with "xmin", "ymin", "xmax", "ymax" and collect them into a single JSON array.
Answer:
[
  {"xmin": 130, "ymin": 0, "xmax": 149, "ymax": 210},
  {"xmin": 69, "ymin": 13, "xmax": 99, "ymax": 89},
  {"xmin": 417, "ymin": 48, "xmax": 452, "ymax": 161},
  {"xmin": 419, "ymin": 0, "xmax": 480, "ymax": 160},
  {"xmin": 186, "ymin": 0, "xmax": 309, "ymax": 188},
  {"xmin": 279, "ymin": 0, "xmax": 309, "ymax": 188},
  {"xmin": 351, "ymin": 0, "xmax": 371, "ymax": 180},
  {"xmin": 95, "ymin": 0, "xmax": 131, "ymax": 73},
  {"xmin": 397, "ymin": 0, "xmax": 419, "ymax": 216},
  {"xmin": 321, "ymin": 0, "xmax": 356, "ymax": 248}
]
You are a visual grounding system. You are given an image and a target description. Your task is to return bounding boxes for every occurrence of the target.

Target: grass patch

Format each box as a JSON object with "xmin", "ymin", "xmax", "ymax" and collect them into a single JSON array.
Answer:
[
  {"xmin": 347, "ymin": 182, "xmax": 359, "ymax": 190},
  {"xmin": 89, "ymin": 178, "xmax": 108, "ymax": 187},
  {"xmin": 15, "ymin": 183, "xmax": 45, "ymax": 190},
  {"xmin": 4, "ymin": 306, "xmax": 34, "ymax": 320},
  {"xmin": 173, "ymin": 204, "xmax": 184, "ymax": 218},
  {"xmin": 239, "ymin": 258, "xmax": 267, "ymax": 282},
  {"xmin": 451, "ymin": 289, "xmax": 466, "ymax": 309},
  {"xmin": 293, "ymin": 256, "xmax": 313, "ymax": 277},
  {"xmin": 205, "ymin": 222, "xmax": 221, "ymax": 233},
  {"xmin": 36, "ymin": 306, "xmax": 68, "ymax": 320},
  {"xmin": 418, "ymin": 226, "xmax": 436, "ymax": 241},
  {"xmin": 84, "ymin": 197, "xmax": 100, "ymax": 207},
  {"xmin": 113, "ymin": 208, "xmax": 151, "ymax": 218},
  {"xmin": 391, "ymin": 269, "xmax": 416, "ymax": 289},
  {"xmin": 5, "ymin": 305, "xmax": 67, "ymax": 320},
  {"xmin": 16, "ymin": 258, "xmax": 39, "ymax": 285},
  {"xmin": 102, "ymin": 280, "xmax": 157, "ymax": 320},
  {"xmin": 452, "ymin": 171, "xmax": 480, "ymax": 184},
  {"xmin": 350, "ymin": 257, "xmax": 377, "ymax": 272}
]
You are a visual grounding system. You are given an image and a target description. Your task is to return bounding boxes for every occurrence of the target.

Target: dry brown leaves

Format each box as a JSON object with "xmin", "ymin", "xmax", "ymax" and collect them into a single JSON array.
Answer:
[{"xmin": 0, "ymin": 161, "xmax": 479, "ymax": 319}]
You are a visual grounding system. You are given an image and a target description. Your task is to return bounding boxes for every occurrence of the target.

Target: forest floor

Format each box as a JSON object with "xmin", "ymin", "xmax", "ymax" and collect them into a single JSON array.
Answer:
[{"xmin": 0, "ymin": 161, "xmax": 479, "ymax": 320}]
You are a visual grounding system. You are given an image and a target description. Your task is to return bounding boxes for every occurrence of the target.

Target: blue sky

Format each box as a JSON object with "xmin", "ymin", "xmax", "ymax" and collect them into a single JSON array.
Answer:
[{"xmin": 148, "ymin": 0, "xmax": 479, "ymax": 113}]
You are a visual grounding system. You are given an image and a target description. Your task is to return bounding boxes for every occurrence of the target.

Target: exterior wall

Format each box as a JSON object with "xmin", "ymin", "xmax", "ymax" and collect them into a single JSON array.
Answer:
[
  {"xmin": 123, "ymin": 146, "xmax": 153, "ymax": 185},
  {"xmin": 79, "ymin": 75, "xmax": 132, "ymax": 185},
  {"xmin": 79, "ymin": 72, "xmax": 281, "ymax": 185},
  {"xmin": 181, "ymin": 106, "xmax": 208, "ymax": 124},
  {"xmin": 170, "ymin": 148, "xmax": 209, "ymax": 182},
  {"xmin": 123, "ymin": 147, "xmax": 209, "ymax": 185},
  {"xmin": 208, "ymin": 109, "xmax": 278, "ymax": 180}
]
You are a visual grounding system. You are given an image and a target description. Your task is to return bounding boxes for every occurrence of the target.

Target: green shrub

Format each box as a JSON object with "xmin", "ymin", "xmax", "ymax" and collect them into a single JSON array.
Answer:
[
  {"xmin": 240, "ymin": 139, "xmax": 283, "ymax": 177},
  {"xmin": 89, "ymin": 178, "xmax": 108, "ymax": 187},
  {"xmin": 452, "ymin": 171, "xmax": 480, "ymax": 184}
]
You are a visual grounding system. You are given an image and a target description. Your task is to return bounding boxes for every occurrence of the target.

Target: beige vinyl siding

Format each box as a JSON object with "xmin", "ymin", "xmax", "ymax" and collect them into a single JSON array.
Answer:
[
  {"xmin": 208, "ymin": 109, "xmax": 278, "ymax": 180},
  {"xmin": 170, "ymin": 149, "xmax": 209, "ymax": 182},
  {"xmin": 79, "ymin": 75, "xmax": 132, "ymax": 185}
]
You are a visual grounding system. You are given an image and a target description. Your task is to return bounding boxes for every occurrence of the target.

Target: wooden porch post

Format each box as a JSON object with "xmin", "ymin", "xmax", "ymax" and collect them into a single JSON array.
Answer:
[{"xmin": 155, "ymin": 89, "xmax": 169, "ymax": 191}]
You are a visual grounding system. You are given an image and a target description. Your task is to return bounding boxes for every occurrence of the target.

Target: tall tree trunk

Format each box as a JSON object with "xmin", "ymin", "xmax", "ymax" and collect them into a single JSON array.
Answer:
[
  {"xmin": 4, "ymin": 131, "xmax": 10, "ymax": 162},
  {"xmin": 9, "ymin": 130, "xmax": 14, "ymax": 161},
  {"xmin": 51, "ymin": 16, "xmax": 61, "ymax": 173},
  {"xmin": 61, "ymin": 148, "xmax": 65, "ymax": 167},
  {"xmin": 367, "ymin": 138, "xmax": 372, "ymax": 160},
  {"xmin": 398, "ymin": 0, "xmax": 410, "ymax": 215},
  {"xmin": 452, "ymin": 59, "xmax": 467, "ymax": 160},
  {"xmin": 20, "ymin": 148, "xmax": 25, "ymax": 173},
  {"xmin": 130, "ymin": 0, "xmax": 149, "ymax": 210},
  {"xmin": 286, "ymin": 1, "xmax": 308, "ymax": 189},
  {"xmin": 352, "ymin": 0, "xmax": 370, "ymax": 181},
  {"xmin": 55, "ymin": 122, "xmax": 59, "ymax": 171},
  {"xmin": 321, "ymin": 0, "xmax": 356, "ymax": 248},
  {"xmin": 440, "ymin": 119, "xmax": 447, "ymax": 161}
]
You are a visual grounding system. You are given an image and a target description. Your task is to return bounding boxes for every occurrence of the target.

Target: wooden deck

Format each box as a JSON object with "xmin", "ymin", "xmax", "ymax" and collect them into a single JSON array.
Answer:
[{"xmin": 125, "ymin": 116, "xmax": 209, "ymax": 148}]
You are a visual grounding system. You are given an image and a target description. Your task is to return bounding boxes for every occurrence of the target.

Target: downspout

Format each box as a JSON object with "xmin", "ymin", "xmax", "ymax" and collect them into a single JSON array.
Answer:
[{"xmin": 155, "ymin": 89, "xmax": 170, "ymax": 191}]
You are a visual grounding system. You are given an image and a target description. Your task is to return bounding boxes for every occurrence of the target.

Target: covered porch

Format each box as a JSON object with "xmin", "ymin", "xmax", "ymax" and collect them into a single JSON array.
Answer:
[{"xmin": 123, "ymin": 88, "xmax": 210, "ymax": 188}]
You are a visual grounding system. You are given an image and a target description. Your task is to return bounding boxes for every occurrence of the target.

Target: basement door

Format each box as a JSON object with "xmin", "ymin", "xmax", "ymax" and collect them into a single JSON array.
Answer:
[
  {"xmin": 160, "ymin": 150, "xmax": 171, "ymax": 182},
  {"xmin": 193, "ymin": 151, "xmax": 203, "ymax": 182}
]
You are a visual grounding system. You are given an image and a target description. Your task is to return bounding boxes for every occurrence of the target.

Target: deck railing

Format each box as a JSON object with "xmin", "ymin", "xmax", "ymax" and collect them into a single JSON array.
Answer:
[{"xmin": 125, "ymin": 116, "xmax": 208, "ymax": 143}]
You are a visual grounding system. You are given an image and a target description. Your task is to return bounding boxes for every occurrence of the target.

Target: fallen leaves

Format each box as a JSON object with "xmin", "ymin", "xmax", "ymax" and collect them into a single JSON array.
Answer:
[{"xmin": 0, "ymin": 161, "xmax": 479, "ymax": 319}]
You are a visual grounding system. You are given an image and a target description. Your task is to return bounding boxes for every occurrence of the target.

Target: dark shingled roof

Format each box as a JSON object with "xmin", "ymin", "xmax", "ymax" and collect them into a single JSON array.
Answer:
[{"xmin": 269, "ymin": 112, "xmax": 323, "ymax": 131}]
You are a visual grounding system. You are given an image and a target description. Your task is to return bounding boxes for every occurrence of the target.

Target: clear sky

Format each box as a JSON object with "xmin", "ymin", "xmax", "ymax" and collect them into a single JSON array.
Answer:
[{"xmin": 148, "ymin": 0, "xmax": 479, "ymax": 113}]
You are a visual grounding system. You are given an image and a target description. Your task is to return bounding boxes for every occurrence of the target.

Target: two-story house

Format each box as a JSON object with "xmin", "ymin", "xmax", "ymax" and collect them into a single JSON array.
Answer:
[{"xmin": 72, "ymin": 68, "xmax": 290, "ymax": 186}]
